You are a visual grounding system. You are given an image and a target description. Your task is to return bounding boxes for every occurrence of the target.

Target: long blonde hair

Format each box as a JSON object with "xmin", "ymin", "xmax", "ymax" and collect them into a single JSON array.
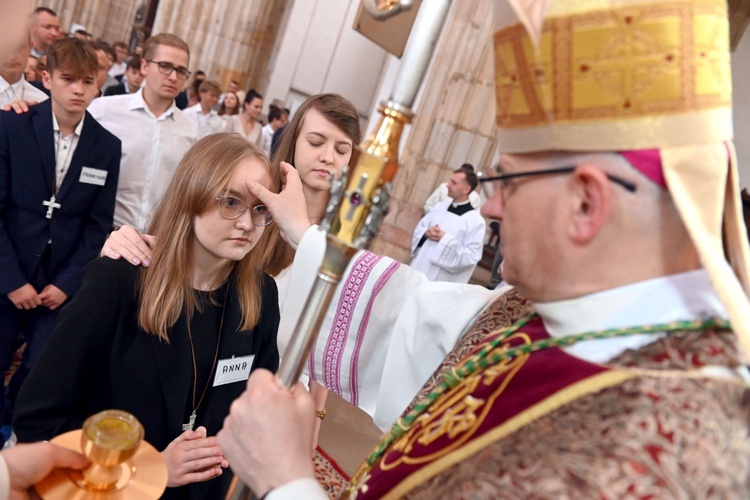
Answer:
[{"xmin": 139, "ymin": 133, "xmax": 281, "ymax": 341}]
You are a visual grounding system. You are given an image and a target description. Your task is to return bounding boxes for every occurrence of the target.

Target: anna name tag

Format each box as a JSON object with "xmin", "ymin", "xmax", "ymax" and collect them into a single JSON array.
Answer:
[
  {"xmin": 213, "ymin": 355, "xmax": 254, "ymax": 387},
  {"xmin": 79, "ymin": 167, "xmax": 108, "ymax": 186}
]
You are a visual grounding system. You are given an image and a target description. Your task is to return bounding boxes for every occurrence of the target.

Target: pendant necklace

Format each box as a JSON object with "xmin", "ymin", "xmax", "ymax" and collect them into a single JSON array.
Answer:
[
  {"xmin": 43, "ymin": 128, "xmax": 73, "ymax": 219},
  {"xmin": 182, "ymin": 291, "xmax": 227, "ymax": 432}
]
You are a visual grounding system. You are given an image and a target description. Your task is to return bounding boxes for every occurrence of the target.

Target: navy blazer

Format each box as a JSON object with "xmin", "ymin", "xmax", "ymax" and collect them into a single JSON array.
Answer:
[
  {"xmin": 0, "ymin": 100, "xmax": 121, "ymax": 297},
  {"xmin": 103, "ymin": 83, "xmax": 127, "ymax": 96}
]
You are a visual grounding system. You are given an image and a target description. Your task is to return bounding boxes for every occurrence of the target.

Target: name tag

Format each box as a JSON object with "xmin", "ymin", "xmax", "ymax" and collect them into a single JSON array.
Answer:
[
  {"xmin": 213, "ymin": 355, "xmax": 254, "ymax": 387},
  {"xmin": 79, "ymin": 167, "xmax": 107, "ymax": 186}
]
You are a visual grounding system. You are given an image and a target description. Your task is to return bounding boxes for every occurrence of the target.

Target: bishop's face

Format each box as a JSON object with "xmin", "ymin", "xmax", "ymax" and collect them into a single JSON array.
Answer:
[{"xmin": 481, "ymin": 154, "xmax": 564, "ymax": 300}]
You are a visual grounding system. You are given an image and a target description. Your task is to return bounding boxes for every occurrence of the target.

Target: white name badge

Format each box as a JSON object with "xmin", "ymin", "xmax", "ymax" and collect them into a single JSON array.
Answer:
[
  {"xmin": 213, "ymin": 355, "xmax": 254, "ymax": 387},
  {"xmin": 79, "ymin": 167, "xmax": 108, "ymax": 186}
]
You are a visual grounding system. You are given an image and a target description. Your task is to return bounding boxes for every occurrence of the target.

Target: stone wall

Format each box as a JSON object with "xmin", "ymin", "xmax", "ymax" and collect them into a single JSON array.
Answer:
[
  {"xmin": 151, "ymin": 0, "xmax": 288, "ymax": 93},
  {"xmin": 36, "ymin": 0, "xmax": 140, "ymax": 44},
  {"xmin": 370, "ymin": 0, "xmax": 497, "ymax": 262}
]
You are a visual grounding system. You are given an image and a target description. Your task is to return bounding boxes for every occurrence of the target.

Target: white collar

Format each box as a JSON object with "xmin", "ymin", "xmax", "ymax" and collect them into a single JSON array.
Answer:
[
  {"xmin": 451, "ymin": 199, "xmax": 471, "ymax": 208},
  {"xmin": 532, "ymin": 270, "xmax": 728, "ymax": 363},
  {"xmin": 52, "ymin": 111, "xmax": 85, "ymax": 138},
  {"xmin": 0, "ymin": 74, "xmax": 24, "ymax": 94},
  {"xmin": 128, "ymin": 87, "xmax": 176, "ymax": 120},
  {"xmin": 198, "ymin": 105, "xmax": 216, "ymax": 117}
]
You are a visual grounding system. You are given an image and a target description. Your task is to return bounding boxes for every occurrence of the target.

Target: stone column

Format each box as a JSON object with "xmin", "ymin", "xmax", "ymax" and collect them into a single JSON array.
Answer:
[
  {"xmin": 370, "ymin": 0, "xmax": 497, "ymax": 262},
  {"xmin": 37, "ymin": 0, "xmax": 140, "ymax": 43},
  {"xmin": 151, "ymin": 0, "xmax": 288, "ymax": 92}
]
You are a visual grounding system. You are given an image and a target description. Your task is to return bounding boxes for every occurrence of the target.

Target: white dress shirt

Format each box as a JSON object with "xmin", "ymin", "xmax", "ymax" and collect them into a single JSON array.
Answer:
[
  {"xmin": 51, "ymin": 113, "xmax": 85, "ymax": 191},
  {"xmin": 108, "ymin": 61, "xmax": 126, "ymax": 78},
  {"xmin": 88, "ymin": 88, "xmax": 198, "ymax": 231},
  {"xmin": 0, "ymin": 75, "xmax": 49, "ymax": 108},
  {"xmin": 183, "ymin": 103, "xmax": 225, "ymax": 138},
  {"xmin": 259, "ymin": 123, "xmax": 274, "ymax": 156}
]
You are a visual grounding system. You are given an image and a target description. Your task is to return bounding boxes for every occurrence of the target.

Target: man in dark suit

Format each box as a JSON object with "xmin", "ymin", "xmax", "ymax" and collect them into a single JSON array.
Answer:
[{"xmin": 0, "ymin": 37, "xmax": 120, "ymax": 441}]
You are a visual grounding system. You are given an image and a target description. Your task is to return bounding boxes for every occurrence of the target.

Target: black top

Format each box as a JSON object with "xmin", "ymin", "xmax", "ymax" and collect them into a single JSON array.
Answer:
[
  {"xmin": 447, "ymin": 201, "xmax": 475, "ymax": 217},
  {"xmin": 184, "ymin": 288, "xmax": 223, "ymax": 426},
  {"xmin": 14, "ymin": 257, "xmax": 280, "ymax": 499}
]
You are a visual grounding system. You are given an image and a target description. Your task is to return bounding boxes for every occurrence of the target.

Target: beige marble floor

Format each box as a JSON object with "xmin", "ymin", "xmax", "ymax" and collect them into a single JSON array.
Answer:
[{"xmin": 317, "ymin": 392, "xmax": 383, "ymax": 477}]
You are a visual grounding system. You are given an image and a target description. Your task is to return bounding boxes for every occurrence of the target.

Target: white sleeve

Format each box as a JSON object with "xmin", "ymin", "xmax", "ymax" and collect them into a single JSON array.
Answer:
[
  {"xmin": 264, "ymin": 478, "xmax": 329, "ymax": 500},
  {"xmin": 87, "ymin": 96, "xmax": 103, "ymax": 121},
  {"xmin": 0, "ymin": 453, "xmax": 9, "ymax": 500},
  {"xmin": 469, "ymin": 189, "xmax": 481, "ymax": 209},
  {"xmin": 23, "ymin": 82, "xmax": 49, "ymax": 104},
  {"xmin": 429, "ymin": 215, "xmax": 485, "ymax": 273},
  {"xmin": 281, "ymin": 226, "xmax": 499, "ymax": 431},
  {"xmin": 410, "ymin": 211, "xmax": 433, "ymax": 255}
]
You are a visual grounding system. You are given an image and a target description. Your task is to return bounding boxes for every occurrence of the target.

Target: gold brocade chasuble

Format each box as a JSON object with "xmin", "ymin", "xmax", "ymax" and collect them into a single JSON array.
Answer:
[
  {"xmin": 341, "ymin": 291, "xmax": 748, "ymax": 499},
  {"xmin": 342, "ymin": 294, "xmax": 635, "ymax": 499}
]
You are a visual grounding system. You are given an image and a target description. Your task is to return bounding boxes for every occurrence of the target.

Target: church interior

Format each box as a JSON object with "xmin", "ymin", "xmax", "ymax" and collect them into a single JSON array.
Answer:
[{"xmin": 3, "ymin": 0, "xmax": 750, "ymax": 497}]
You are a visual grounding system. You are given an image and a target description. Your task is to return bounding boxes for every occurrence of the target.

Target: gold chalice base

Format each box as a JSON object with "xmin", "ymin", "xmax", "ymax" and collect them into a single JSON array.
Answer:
[{"xmin": 35, "ymin": 430, "xmax": 168, "ymax": 499}]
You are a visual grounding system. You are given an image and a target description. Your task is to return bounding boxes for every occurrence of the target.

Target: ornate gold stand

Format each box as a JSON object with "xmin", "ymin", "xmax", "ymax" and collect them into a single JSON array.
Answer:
[
  {"xmin": 35, "ymin": 410, "xmax": 167, "ymax": 499},
  {"xmin": 225, "ymin": 102, "xmax": 410, "ymax": 498}
]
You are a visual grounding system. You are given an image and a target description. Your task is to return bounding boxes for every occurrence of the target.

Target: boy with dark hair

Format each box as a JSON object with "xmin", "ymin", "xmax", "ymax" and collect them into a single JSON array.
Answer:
[
  {"xmin": 0, "ymin": 37, "xmax": 121, "ymax": 442},
  {"xmin": 104, "ymin": 56, "xmax": 144, "ymax": 96},
  {"xmin": 260, "ymin": 105, "xmax": 285, "ymax": 157}
]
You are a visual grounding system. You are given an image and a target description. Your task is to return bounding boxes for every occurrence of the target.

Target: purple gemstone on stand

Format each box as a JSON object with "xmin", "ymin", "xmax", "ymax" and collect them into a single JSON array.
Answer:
[{"xmin": 350, "ymin": 192, "xmax": 362, "ymax": 206}]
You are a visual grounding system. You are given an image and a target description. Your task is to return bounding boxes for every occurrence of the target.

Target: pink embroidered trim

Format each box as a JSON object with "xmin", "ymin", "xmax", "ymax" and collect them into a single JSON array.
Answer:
[
  {"xmin": 349, "ymin": 260, "xmax": 400, "ymax": 406},
  {"xmin": 314, "ymin": 252, "xmax": 382, "ymax": 395}
]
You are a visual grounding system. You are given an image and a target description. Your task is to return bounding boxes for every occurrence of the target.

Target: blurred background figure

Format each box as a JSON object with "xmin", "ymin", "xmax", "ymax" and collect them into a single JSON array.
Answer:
[{"xmin": 29, "ymin": 7, "xmax": 60, "ymax": 57}]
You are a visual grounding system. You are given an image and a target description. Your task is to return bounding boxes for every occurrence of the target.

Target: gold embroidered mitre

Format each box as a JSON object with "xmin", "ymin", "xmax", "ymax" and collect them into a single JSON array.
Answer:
[{"xmin": 494, "ymin": 0, "xmax": 750, "ymax": 356}]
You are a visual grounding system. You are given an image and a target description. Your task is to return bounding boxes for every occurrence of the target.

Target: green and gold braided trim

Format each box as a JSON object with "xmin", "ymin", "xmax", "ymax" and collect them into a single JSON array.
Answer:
[{"xmin": 366, "ymin": 314, "xmax": 731, "ymax": 467}]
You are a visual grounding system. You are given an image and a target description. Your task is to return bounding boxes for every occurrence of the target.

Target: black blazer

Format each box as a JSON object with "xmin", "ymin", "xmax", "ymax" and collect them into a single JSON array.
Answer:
[
  {"xmin": 103, "ymin": 83, "xmax": 128, "ymax": 96},
  {"xmin": 14, "ymin": 258, "xmax": 281, "ymax": 498},
  {"xmin": 0, "ymin": 100, "xmax": 120, "ymax": 297}
]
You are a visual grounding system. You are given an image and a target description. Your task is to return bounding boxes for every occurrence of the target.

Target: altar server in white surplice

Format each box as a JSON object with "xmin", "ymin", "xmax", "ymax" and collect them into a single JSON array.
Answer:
[{"xmin": 410, "ymin": 166, "xmax": 486, "ymax": 283}]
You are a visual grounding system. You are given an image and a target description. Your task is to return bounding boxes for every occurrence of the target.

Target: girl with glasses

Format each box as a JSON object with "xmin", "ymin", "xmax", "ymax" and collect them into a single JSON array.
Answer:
[
  {"xmin": 14, "ymin": 134, "xmax": 283, "ymax": 499},
  {"xmin": 102, "ymin": 93, "xmax": 362, "ymax": 450}
]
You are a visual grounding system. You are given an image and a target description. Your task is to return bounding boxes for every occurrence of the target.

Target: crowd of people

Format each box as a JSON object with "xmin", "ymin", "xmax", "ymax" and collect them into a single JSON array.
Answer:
[
  {"xmin": 0, "ymin": 6, "xmax": 303, "ymax": 497},
  {"xmin": 2, "ymin": 0, "xmax": 750, "ymax": 499}
]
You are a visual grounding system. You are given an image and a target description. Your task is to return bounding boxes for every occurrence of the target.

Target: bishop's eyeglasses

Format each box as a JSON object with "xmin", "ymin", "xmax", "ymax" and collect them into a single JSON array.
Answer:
[
  {"xmin": 216, "ymin": 196, "xmax": 273, "ymax": 226},
  {"xmin": 478, "ymin": 165, "xmax": 637, "ymax": 197}
]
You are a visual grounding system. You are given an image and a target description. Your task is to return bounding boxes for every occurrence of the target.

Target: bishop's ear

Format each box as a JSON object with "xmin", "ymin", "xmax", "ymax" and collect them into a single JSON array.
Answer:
[{"xmin": 566, "ymin": 164, "xmax": 612, "ymax": 244}]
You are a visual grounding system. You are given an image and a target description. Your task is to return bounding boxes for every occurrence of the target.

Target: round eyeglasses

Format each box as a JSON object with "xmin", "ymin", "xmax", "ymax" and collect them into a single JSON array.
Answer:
[{"xmin": 216, "ymin": 196, "xmax": 273, "ymax": 226}]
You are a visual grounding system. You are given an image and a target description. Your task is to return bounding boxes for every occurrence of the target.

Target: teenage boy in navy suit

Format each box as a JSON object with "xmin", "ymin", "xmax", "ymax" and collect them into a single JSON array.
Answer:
[{"xmin": 0, "ymin": 37, "xmax": 121, "ymax": 442}]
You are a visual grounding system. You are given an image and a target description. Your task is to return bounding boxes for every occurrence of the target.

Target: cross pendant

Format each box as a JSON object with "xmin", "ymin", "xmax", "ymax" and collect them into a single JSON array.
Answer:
[
  {"xmin": 43, "ymin": 195, "xmax": 61, "ymax": 219},
  {"xmin": 182, "ymin": 412, "xmax": 197, "ymax": 432}
]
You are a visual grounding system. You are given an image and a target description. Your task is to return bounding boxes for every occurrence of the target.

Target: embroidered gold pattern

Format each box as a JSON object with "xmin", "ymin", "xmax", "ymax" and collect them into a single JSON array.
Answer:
[
  {"xmin": 493, "ymin": 1, "xmax": 730, "ymax": 129},
  {"xmin": 404, "ymin": 330, "xmax": 750, "ymax": 499},
  {"xmin": 382, "ymin": 332, "xmax": 531, "ymax": 471}
]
